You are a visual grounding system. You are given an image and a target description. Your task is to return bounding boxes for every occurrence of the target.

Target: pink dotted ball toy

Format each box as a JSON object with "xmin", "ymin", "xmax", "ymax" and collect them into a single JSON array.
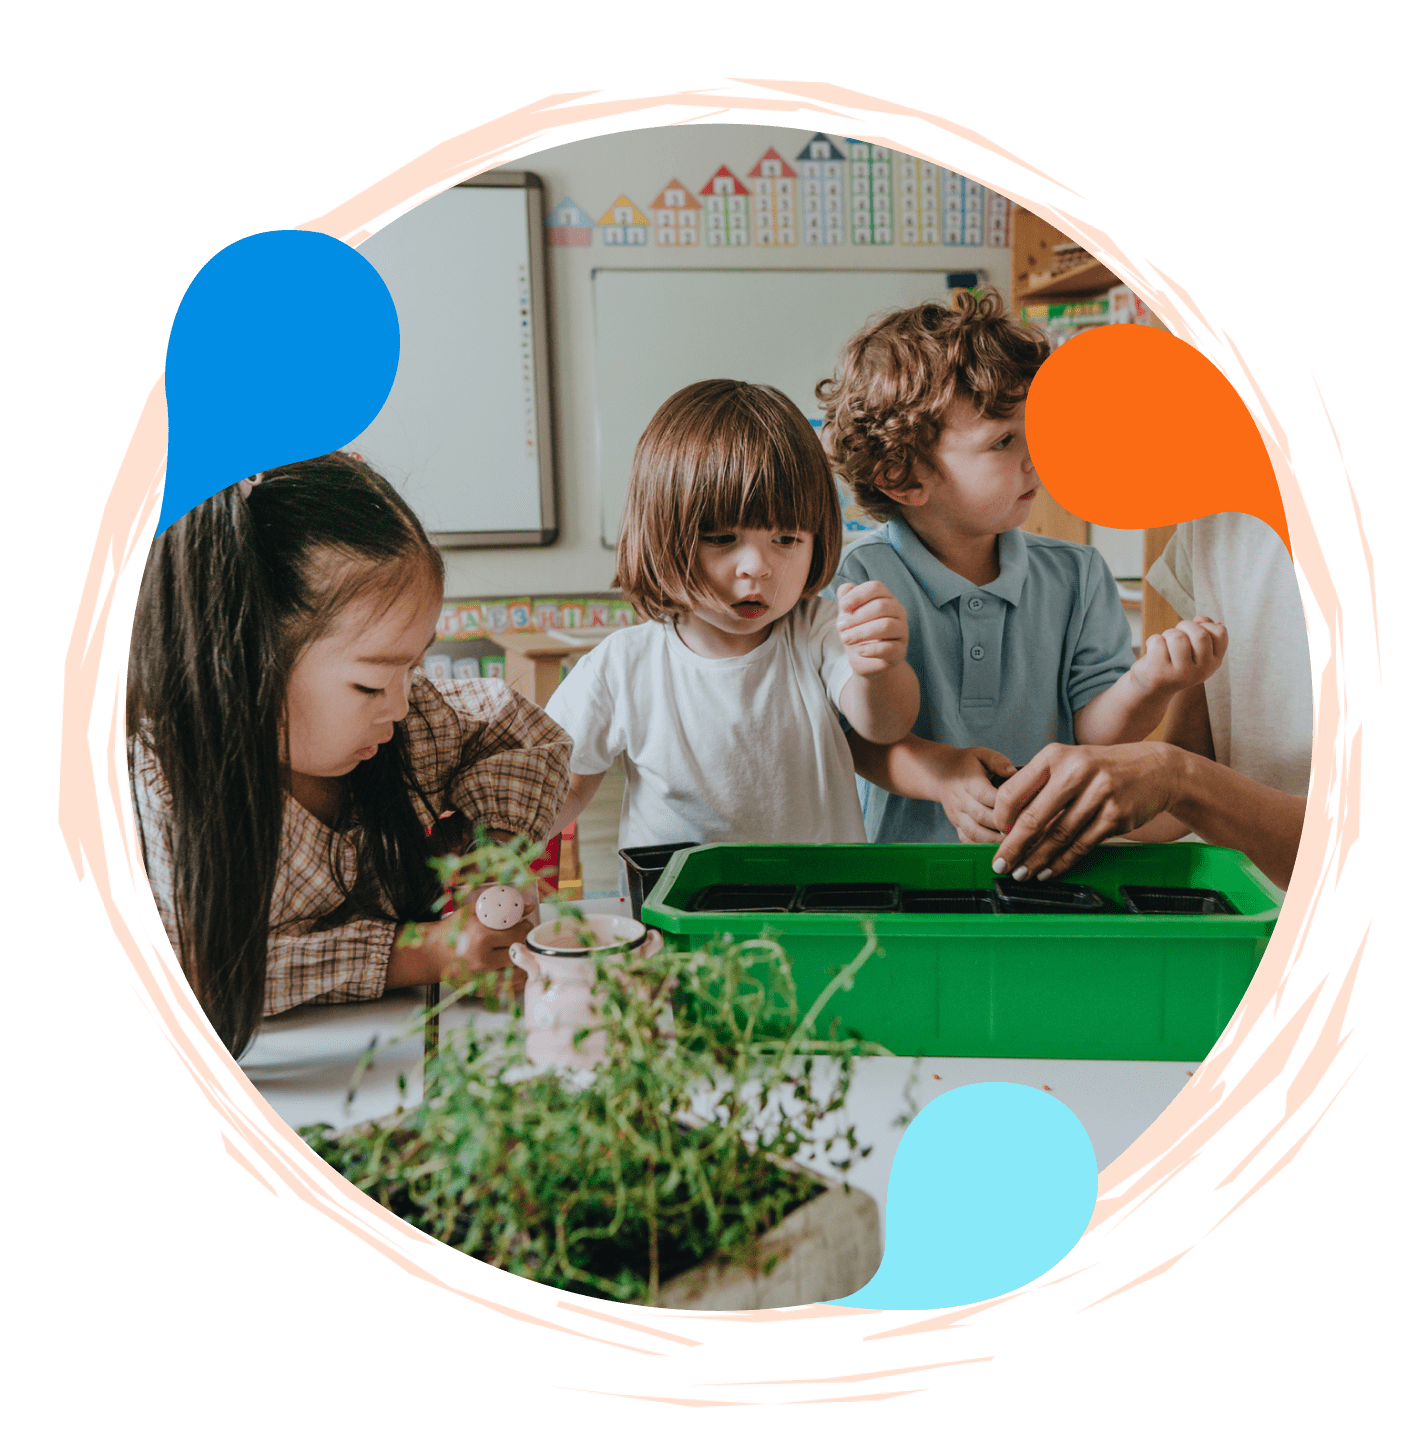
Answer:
[{"xmin": 474, "ymin": 884, "xmax": 527, "ymax": 931}]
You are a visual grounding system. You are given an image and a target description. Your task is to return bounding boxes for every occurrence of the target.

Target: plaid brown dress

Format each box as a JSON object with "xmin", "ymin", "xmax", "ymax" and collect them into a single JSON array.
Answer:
[{"xmin": 130, "ymin": 675, "xmax": 572, "ymax": 1016}]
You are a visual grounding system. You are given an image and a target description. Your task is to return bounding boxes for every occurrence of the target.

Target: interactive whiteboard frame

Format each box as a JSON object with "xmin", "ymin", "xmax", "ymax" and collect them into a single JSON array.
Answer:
[{"xmin": 354, "ymin": 173, "xmax": 558, "ymax": 548}]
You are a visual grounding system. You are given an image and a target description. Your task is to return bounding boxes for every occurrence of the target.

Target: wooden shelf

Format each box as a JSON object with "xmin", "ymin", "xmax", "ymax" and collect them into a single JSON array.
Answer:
[{"xmin": 1020, "ymin": 257, "xmax": 1120, "ymax": 301}]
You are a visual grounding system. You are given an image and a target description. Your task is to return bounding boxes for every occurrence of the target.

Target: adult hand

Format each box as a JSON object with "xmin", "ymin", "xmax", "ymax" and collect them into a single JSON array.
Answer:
[
  {"xmin": 990, "ymin": 742, "xmax": 1182, "ymax": 881},
  {"xmin": 836, "ymin": 581, "xmax": 909, "ymax": 675}
]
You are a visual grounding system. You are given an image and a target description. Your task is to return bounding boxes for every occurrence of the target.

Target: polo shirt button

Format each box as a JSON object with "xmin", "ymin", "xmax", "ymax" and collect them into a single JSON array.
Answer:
[
  {"xmin": 967, "ymin": 596, "xmax": 984, "ymax": 611},
  {"xmin": 970, "ymin": 644, "xmax": 986, "ymax": 660}
]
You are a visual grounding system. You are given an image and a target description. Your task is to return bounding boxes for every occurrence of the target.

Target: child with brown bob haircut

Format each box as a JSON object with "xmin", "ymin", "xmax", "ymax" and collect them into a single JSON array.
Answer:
[
  {"xmin": 819, "ymin": 290, "xmax": 1227, "ymax": 872},
  {"xmin": 547, "ymin": 379, "xmax": 919, "ymax": 868}
]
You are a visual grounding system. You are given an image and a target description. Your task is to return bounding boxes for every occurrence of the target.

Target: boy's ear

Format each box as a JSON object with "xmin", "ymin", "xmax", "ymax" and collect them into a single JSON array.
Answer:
[{"xmin": 874, "ymin": 461, "xmax": 930, "ymax": 509}]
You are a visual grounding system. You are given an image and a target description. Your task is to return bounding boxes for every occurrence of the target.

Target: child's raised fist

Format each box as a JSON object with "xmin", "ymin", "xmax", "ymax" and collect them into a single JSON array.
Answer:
[
  {"xmin": 1130, "ymin": 615, "xmax": 1229, "ymax": 698},
  {"xmin": 836, "ymin": 581, "xmax": 910, "ymax": 675}
]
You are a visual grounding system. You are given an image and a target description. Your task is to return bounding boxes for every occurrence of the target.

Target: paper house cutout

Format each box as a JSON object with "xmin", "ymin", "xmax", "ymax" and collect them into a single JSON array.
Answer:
[
  {"xmin": 598, "ymin": 195, "xmax": 650, "ymax": 246},
  {"xmin": 546, "ymin": 197, "xmax": 594, "ymax": 246},
  {"xmin": 650, "ymin": 178, "xmax": 701, "ymax": 247},
  {"xmin": 844, "ymin": 140, "xmax": 894, "ymax": 245},
  {"xmin": 747, "ymin": 148, "xmax": 798, "ymax": 246},
  {"xmin": 797, "ymin": 134, "xmax": 845, "ymax": 245},
  {"xmin": 895, "ymin": 154, "xmax": 944, "ymax": 246},
  {"xmin": 700, "ymin": 165, "xmax": 751, "ymax": 247}
]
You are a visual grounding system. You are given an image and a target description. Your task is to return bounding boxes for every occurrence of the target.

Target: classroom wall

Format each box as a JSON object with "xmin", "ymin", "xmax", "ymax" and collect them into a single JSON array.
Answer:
[{"xmin": 439, "ymin": 123, "xmax": 1016, "ymax": 599}]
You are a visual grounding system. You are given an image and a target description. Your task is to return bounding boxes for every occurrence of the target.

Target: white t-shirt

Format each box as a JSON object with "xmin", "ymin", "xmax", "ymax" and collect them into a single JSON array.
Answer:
[
  {"xmin": 546, "ymin": 598, "xmax": 866, "ymax": 856},
  {"xmin": 1146, "ymin": 513, "xmax": 1313, "ymax": 799}
]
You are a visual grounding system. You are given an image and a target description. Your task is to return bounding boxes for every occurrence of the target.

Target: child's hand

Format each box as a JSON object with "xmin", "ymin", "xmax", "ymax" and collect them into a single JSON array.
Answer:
[
  {"xmin": 446, "ymin": 905, "xmax": 534, "ymax": 984},
  {"xmin": 1129, "ymin": 616, "xmax": 1228, "ymax": 699},
  {"xmin": 837, "ymin": 581, "xmax": 909, "ymax": 676},
  {"xmin": 927, "ymin": 743, "xmax": 1018, "ymax": 843}
]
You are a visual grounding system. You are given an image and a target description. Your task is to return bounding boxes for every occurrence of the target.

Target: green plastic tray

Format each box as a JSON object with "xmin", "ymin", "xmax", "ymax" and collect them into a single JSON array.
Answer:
[{"xmin": 640, "ymin": 843, "xmax": 1280, "ymax": 1061}]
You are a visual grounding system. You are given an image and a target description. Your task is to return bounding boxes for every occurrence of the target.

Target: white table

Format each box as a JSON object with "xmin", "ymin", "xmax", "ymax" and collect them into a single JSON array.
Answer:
[{"xmin": 241, "ymin": 897, "xmax": 1194, "ymax": 1238}]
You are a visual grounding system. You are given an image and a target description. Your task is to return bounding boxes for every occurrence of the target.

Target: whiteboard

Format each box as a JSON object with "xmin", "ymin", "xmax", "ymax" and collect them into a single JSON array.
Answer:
[
  {"xmin": 594, "ymin": 269, "xmax": 969, "ymax": 545},
  {"xmin": 346, "ymin": 176, "xmax": 556, "ymax": 547}
]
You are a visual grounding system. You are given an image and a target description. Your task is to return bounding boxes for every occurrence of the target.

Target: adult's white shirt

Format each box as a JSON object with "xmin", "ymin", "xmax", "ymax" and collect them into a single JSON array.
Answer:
[
  {"xmin": 1147, "ymin": 513, "xmax": 1313, "ymax": 799},
  {"xmin": 545, "ymin": 598, "xmax": 865, "ymax": 860}
]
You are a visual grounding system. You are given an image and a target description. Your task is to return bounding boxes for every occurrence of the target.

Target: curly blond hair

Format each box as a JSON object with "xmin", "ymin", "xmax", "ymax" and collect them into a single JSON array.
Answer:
[{"xmin": 816, "ymin": 288, "xmax": 1049, "ymax": 523}]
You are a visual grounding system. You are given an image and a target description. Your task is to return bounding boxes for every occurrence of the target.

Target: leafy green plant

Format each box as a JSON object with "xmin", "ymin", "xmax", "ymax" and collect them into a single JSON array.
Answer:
[{"xmin": 303, "ymin": 835, "xmax": 888, "ymax": 1305}]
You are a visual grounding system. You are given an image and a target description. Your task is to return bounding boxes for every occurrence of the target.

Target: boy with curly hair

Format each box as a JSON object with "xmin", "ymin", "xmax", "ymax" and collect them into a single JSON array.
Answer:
[{"xmin": 819, "ymin": 290, "xmax": 1226, "ymax": 866}]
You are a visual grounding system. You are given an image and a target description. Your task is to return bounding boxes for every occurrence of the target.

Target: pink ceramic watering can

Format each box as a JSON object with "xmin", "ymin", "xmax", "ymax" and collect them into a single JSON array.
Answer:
[{"xmin": 509, "ymin": 914, "xmax": 664, "ymax": 1070}]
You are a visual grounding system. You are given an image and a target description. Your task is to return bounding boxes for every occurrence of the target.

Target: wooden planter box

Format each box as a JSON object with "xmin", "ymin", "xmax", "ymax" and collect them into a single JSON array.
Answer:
[{"xmin": 656, "ymin": 1179, "xmax": 880, "ymax": 1310}]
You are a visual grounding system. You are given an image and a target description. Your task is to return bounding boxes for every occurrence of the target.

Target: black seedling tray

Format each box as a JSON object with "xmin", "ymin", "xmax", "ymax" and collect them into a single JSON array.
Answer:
[
  {"xmin": 900, "ymin": 889, "xmax": 997, "ymax": 914},
  {"xmin": 692, "ymin": 884, "xmax": 799, "ymax": 913},
  {"xmin": 1120, "ymin": 885, "xmax": 1240, "ymax": 915},
  {"xmin": 994, "ymin": 878, "xmax": 1115, "ymax": 914},
  {"xmin": 794, "ymin": 883, "xmax": 902, "ymax": 913},
  {"xmin": 620, "ymin": 842, "xmax": 700, "ymax": 919}
]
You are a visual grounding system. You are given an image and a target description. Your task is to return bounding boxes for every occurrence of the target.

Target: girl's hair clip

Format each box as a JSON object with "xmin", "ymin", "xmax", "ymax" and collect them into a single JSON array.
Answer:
[{"xmin": 236, "ymin": 472, "xmax": 267, "ymax": 500}]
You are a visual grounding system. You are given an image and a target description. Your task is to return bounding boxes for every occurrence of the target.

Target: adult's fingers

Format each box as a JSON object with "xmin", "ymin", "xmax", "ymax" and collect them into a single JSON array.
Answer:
[
  {"xmin": 1022, "ymin": 804, "xmax": 1132, "ymax": 880},
  {"xmin": 991, "ymin": 747, "xmax": 1062, "ymax": 834},
  {"xmin": 991, "ymin": 756, "xmax": 1097, "ymax": 873}
]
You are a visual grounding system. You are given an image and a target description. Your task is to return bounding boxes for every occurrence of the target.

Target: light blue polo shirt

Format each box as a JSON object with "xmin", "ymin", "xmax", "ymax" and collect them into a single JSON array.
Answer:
[{"xmin": 831, "ymin": 520, "xmax": 1134, "ymax": 844}]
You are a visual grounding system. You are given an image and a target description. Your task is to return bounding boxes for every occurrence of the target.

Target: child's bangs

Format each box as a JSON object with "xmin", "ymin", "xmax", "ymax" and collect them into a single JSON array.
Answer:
[{"xmin": 691, "ymin": 424, "xmax": 826, "ymax": 538}]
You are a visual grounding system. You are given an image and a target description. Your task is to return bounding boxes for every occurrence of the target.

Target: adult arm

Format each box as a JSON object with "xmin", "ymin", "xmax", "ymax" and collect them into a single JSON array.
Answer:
[{"xmin": 990, "ymin": 740, "xmax": 1305, "ymax": 890}]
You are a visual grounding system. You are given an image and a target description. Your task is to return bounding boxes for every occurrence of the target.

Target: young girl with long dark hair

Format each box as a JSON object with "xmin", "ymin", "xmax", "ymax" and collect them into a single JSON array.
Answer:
[{"xmin": 128, "ymin": 452, "xmax": 572, "ymax": 1057}]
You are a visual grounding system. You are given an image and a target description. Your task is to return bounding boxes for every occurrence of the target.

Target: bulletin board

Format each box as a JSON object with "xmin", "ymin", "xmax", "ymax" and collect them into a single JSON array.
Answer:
[
  {"xmin": 346, "ymin": 174, "xmax": 557, "ymax": 547},
  {"xmin": 594, "ymin": 268, "xmax": 968, "ymax": 545}
]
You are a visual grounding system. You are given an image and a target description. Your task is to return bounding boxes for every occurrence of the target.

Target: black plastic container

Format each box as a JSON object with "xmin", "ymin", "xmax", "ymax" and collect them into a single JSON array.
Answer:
[
  {"xmin": 619, "ymin": 842, "xmax": 699, "ymax": 919},
  {"xmin": 692, "ymin": 884, "xmax": 799, "ymax": 913},
  {"xmin": 993, "ymin": 878, "xmax": 1114, "ymax": 914},
  {"xmin": 1120, "ymin": 885, "xmax": 1239, "ymax": 915},
  {"xmin": 794, "ymin": 883, "xmax": 902, "ymax": 913},
  {"xmin": 901, "ymin": 889, "xmax": 997, "ymax": 914}
]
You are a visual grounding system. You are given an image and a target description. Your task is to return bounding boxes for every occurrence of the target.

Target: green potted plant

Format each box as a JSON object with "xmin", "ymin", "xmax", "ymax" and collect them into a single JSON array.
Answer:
[{"xmin": 303, "ymin": 836, "xmax": 892, "ymax": 1308}]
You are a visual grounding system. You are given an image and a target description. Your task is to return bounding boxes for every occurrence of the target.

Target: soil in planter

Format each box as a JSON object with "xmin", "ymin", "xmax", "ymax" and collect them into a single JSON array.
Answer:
[{"xmin": 349, "ymin": 1137, "xmax": 823, "ymax": 1302}]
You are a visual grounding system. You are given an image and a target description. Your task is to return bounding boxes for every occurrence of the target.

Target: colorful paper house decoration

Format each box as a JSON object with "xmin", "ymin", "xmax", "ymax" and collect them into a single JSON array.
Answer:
[
  {"xmin": 546, "ymin": 197, "xmax": 594, "ymax": 246},
  {"xmin": 796, "ymin": 134, "xmax": 845, "ymax": 246},
  {"xmin": 895, "ymin": 154, "xmax": 944, "ymax": 246},
  {"xmin": 845, "ymin": 140, "xmax": 893, "ymax": 245},
  {"xmin": 986, "ymin": 189, "xmax": 1009, "ymax": 248},
  {"xmin": 746, "ymin": 147, "xmax": 798, "ymax": 246},
  {"xmin": 598, "ymin": 195, "xmax": 650, "ymax": 246},
  {"xmin": 962, "ymin": 177, "xmax": 984, "ymax": 247},
  {"xmin": 942, "ymin": 170, "xmax": 964, "ymax": 245},
  {"xmin": 649, "ymin": 178, "xmax": 701, "ymax": 246},
  {"xmin": 700, "ymin": 165, "xmax": 751, "ymax": 247}
]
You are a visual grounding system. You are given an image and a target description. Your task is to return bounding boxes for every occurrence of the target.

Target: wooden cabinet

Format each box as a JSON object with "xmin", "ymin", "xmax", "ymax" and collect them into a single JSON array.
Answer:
[{"xmin": 1011, "ymin": 205, "xmax": 1176, "ymax": 643}]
